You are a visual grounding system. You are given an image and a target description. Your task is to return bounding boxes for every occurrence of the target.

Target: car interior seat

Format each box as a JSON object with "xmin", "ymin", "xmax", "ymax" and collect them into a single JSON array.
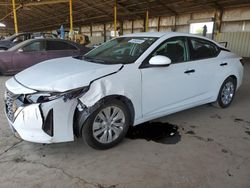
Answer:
[
  {"xmin": 195, "ymin": 45, "xmax": 211, "ymax": 59},
  {"xmin": 165, "ymin": 43, "xmax": 184, "ymax": 63}
]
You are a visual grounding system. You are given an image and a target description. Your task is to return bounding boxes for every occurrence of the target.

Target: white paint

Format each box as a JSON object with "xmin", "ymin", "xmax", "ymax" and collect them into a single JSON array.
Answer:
[
  {"xmin": 14, "ymin": 57, "xmax": 122, "ymax": 92},
  {"xmin": 8, "ymin": 104, "xmax": 52, "ymax": 143},
  {"xmin": 149, "ymin": 55, "xmax": 171, "ymax": 65},
  {"xmin": 5, "ymin": 78, "xmax": 36, "ymax": 95},
  {"xmin": 5, "ymin": 32, "xmax": 244, "ymax": 143}
]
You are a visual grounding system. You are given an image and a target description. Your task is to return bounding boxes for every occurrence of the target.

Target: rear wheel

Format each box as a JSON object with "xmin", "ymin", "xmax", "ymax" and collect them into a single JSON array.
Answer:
[
  {"xmin": 214, "ymin": 77, "xmax": 236, "ymax": 108},
  {"xmin": 82, "ymin": 99, "xmax": 130, "ymax": 149}
]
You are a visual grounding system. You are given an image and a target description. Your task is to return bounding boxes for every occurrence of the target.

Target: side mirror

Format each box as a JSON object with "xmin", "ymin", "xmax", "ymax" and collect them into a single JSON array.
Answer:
[
  {"xmin": 149, "ymin": 55, "xmax": 171, "ymax": 66},
  {"xmin": 17, "ymin": 48, "xmax": 23, "ymax": 52}
]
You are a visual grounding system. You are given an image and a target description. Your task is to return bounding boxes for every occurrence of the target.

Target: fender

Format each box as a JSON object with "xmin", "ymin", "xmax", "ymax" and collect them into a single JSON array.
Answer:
[{"xmin": 73, "ymin": 95, "xmax": 135, "ymax": 137}]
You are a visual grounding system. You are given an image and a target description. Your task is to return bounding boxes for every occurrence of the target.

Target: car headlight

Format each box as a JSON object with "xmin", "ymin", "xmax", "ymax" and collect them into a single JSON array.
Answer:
[{"xmin": 24, "ymin": 87, "xmax": 89, "ymax": 103}]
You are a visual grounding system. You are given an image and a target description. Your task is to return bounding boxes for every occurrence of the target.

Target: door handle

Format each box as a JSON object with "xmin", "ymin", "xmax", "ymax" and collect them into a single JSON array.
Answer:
[
  {"xmin": 220, "ymin": 63, "xmax": 228, "ymax": 66},
  {"xmin": 184, "ymin": 69, "xmax": 195, "ymax": 74}
]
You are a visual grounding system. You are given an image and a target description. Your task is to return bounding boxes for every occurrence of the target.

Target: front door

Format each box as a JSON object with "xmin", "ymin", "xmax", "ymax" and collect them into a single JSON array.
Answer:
[
  {"xmin": 140, "ymin": 37, "xmax": 208, "ymax": 118},
  {"xmin": 13, "ymin": 40, "xmax": 47, "ymax": 72}
]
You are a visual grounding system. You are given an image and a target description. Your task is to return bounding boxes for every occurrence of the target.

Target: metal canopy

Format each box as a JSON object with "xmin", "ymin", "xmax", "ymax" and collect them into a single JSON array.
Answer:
[{"xmin": 0, "ymin": 0, "xmax": 250, "ymax": 32}]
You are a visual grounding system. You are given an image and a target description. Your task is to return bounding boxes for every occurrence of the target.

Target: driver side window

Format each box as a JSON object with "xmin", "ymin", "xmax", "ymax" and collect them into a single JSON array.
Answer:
[{"xmin": 152, "ymin": 37, "xmax": 187, "ymax": 63}]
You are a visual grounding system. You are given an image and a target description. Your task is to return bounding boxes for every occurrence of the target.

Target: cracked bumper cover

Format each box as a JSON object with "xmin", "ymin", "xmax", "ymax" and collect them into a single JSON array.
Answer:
[
  {"xmin": 7, "ymin": 104, "xmax": 52, "ymax": 143},
  {"xmin": 5, "ymin": 78, "xmax": 77, "ymax": 144},
  {"xmin": 6, "ymin": 99, "xmax": 78, "ymax": 144}
]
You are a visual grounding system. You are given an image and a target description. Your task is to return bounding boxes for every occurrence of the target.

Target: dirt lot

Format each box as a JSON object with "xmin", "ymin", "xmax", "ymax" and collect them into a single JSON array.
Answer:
[{"xmin": 0, "ymin": 63, "xmax": 249, "ymax": 188}]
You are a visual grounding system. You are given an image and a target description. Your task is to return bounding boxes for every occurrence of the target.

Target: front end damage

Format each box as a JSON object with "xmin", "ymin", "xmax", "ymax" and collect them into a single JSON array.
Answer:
[
  {"xmin": 5, "ymin": 78, "xmax": 79, "ymax": 143},
  {"xmin": 4, "ymin": 75, "xmax": 126, "ymax": 143},
  {"xmin": 4, "ymin": 63, "xmax": 138, "ymax": 144}
]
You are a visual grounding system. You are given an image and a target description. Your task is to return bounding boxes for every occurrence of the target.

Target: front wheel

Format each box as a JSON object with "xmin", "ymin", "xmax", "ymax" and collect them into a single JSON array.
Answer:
[
  {"xmin": 214, "ymin": 77, "xmax": 237, "ymax": 108},
  {"xmin": 82, "ymin": 99, "xmax": 131, "ymax": 149}
]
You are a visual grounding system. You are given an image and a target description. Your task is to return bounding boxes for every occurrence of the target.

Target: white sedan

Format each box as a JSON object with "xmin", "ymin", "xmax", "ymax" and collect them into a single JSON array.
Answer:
[{"xmin": 4, "ymin": 32, "xmax": 244, "ymax": 149}]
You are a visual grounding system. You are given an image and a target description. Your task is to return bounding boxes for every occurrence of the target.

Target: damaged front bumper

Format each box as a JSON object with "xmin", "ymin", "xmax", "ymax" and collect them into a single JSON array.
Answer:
[
  {"xmin": 6, "ymin": 103, "xmax": 52, "ymax": 143},
  {"xmin": 5, "ymin": 78, "xmax": 78, "ymax": 144}
]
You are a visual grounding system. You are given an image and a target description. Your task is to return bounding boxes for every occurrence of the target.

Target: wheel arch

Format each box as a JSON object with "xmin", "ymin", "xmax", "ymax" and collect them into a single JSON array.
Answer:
[
  {"xmin": 228, "ymin": 75, "xmax": 237, "ymax": 86},
  {"xmin": 73, "ymin": 94, "xmax": 135, "ymax": 137},
  {"xmin": 213, "ymin": 74, "xmax": 238, "ymax": 101},
  {"xmin": 219, "ymin": 74, "xmax": 238, "ymax": 92}
]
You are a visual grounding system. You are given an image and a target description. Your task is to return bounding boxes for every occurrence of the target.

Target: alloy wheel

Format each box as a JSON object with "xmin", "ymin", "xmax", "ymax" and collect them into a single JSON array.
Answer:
[
  {"xmin": 92, "ymin": 106, "xmax": 125, "ymax": 144},
  {"xmin": 221, "ymin": 81, "xmax": 235, "ymax": 105}
]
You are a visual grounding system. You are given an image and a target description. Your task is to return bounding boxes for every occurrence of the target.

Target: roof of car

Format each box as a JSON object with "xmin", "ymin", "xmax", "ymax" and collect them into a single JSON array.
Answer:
[
  {"xmin": 123, "ymin": 32, "xmax": 167, "ymax": 38},
  {"xmin": 123, "ymin": 32, "xmax": 221, "ymax": 46},
  {"xmin": 14, "ymin": 38, "xmax": 79, "ymax": 46},
  {"xmin": 8, "ymin": 38, "xmax": 83, "ymax": 52},
  {"xmin": 123, "ymin": 32, "xmax": 205, "ymax": 38}
]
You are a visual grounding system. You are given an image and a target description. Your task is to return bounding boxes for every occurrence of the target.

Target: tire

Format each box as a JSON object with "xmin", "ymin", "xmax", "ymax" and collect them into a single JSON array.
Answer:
[
  {"xmin": 82, "ymin": 99, "xmax": 131, "ymax": 149},
  {"xmin": 213, "ymin": 77, "xmax": 237, "ymax": 108}
]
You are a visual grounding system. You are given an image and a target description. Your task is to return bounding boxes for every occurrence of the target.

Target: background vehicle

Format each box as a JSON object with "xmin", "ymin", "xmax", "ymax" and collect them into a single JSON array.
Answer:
[
  {"xmin": 33, "ymin": 32, "xmax": 58, "ymax": 39},
  {"xmin": 0, "ymin": 38, "xmax": 90, "ymax": 75},
  {"xmin": 4, "ymin": 32, "xmax": 243, "ymax": 149},
  {"xmin": 0, "ymin": 33, "xmax": 32, "ymax": 50}
]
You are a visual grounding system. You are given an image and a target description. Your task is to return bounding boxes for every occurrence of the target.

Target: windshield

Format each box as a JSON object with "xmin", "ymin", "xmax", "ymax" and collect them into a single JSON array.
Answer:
[{"xmin": 84, "ymin": 37, "xmax": 158, "ymax": 64}]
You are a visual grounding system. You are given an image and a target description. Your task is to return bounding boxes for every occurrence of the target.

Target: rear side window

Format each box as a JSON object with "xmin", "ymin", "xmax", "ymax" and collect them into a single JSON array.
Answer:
[
  {"xmin": 188, "ymin": 37, "xmax": 220, "ymax": 60},
  {"xmin": 46, "ymin": 41, "xmax": 77, "ymax": 51}
]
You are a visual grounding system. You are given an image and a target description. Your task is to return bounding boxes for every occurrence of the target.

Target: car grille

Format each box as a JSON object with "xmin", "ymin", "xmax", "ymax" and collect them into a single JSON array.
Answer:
[{"xmin": 5, "ymin": 90, "xmax": 18, "ymax": 122}]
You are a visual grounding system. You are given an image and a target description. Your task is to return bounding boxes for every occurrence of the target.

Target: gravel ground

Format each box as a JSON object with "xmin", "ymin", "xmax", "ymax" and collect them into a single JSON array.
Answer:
[{"xmin": 0, "ymin": 63, "xmax": 249, "ymax": 188}]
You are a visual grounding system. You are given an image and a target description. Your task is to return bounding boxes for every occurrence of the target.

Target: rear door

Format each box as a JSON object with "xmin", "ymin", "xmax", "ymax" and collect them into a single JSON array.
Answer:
[
  {"xmin": 45, "ymin": 40, "xmax": 80, "ymax": 59},
  {"xmin": 186, "ymin": 37, "xmax": 222, "ymax": 99},
  {"xmin": 12, "ymin": 40, "xmax": 47, "ymax": 72}
]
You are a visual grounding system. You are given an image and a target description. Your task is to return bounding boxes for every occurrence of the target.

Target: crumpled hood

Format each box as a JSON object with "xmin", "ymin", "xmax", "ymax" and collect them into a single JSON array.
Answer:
[{"xmin": 15, "ymin": 57, "xmax": 122, "ymax": 92}]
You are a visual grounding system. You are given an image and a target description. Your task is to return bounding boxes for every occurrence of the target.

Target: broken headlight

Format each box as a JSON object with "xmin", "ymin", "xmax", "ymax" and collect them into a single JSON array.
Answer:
[{"xmin": 25, "ymin": 87, "xmax": 89, "ymax": 103}]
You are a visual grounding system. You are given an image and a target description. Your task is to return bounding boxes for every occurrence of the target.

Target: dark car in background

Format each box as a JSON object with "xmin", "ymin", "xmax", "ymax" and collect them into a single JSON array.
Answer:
[
  {"xmin": 0, "ymin": 33, "xmax": 33, "ymax": 50},
  {"xmin": 0, "ymin": 38, "xmax": 90, "ymax": 75}
]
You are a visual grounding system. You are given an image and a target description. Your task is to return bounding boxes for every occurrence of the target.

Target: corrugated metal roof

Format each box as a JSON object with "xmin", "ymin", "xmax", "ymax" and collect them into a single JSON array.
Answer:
[{"xmin": 0, "ymin": 0, "xmax": 250, "ymax": 32}]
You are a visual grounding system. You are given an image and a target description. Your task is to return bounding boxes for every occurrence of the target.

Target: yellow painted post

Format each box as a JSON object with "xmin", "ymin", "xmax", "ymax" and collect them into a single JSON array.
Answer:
[
  {"xmin": 145, "ymin": 10, "xmax": 149, "ymax": 32},
  {"xmin": 69, "ymin": 0, "xmax": 73, "ymax": 32},
  {"xmin": 12, "ymin": 0, "xmax": 18, "ymax": 33},
  {"xmin": 114, "ymin": 0, "xmax": 117, "ymax": 37}
]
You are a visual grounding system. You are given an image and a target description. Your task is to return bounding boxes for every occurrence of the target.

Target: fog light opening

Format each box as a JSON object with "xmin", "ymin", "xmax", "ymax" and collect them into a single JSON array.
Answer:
[{"xmin": 42, "ymin": 109, "xmax": 54, "ymax": 136}]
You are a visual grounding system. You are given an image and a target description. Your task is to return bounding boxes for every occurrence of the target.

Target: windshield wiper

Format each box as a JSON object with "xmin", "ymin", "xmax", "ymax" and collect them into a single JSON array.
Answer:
[{"xmin": 83, "ymin": 56, "xmax": 105, "ymax": 64}]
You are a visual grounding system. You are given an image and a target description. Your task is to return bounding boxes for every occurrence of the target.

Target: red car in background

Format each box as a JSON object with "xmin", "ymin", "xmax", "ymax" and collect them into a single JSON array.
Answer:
[{"xmin": 0, "ymin": 38, "xmax": 90, "ymax": 75}]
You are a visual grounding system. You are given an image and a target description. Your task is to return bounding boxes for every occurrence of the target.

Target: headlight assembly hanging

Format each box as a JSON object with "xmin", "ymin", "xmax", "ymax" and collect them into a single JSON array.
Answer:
[{"xmin": 24, "ymin": 87, "xmax": 89, "ymax": 103}]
